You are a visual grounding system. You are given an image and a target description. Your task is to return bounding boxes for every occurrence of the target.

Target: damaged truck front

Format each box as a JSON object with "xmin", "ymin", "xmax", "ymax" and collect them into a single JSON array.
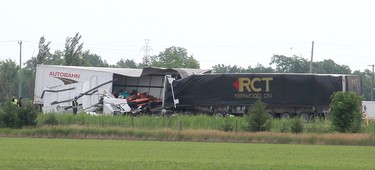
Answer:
[{"xmin": 163, "ymin": 73, "xmax": 362, "ymax": 119}]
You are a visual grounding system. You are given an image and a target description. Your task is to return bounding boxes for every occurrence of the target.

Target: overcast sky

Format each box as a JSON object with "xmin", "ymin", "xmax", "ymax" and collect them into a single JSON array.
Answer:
[{"xmin": 1, "ymin": 0, "xmax": 374, "ymax": 71}]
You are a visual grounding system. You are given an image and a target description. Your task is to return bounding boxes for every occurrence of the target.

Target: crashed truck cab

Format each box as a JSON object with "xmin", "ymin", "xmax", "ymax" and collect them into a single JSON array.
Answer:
[{"xmin": 34, "ymin": 65, "xmax": 211, "ymax": 115}]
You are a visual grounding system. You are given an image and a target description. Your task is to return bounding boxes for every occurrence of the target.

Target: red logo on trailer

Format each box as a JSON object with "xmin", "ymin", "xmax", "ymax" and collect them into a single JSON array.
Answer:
[{"xmin": 49, "ymin": 71, "xmax": 80, "ymax": 85}]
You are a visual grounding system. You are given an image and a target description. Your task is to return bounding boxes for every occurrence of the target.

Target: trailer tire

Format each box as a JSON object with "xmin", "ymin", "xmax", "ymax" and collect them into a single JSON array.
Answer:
[
  {"xmin": 214, "ymin": 112, "xmax": 224, "ymax": 118},
  {"xmin": 281, "ymin": 112, "xmax": 290, "ymax": 119},
  {"xmin": 300, "ymin": 113, "xmax": 309, "ymax": 122}
]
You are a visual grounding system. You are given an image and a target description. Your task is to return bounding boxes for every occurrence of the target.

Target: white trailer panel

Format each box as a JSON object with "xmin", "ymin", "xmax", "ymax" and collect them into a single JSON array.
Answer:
[
  {"xmin": 42, "ymin": 83, "xmax": 82, "ymax": 113},
  {"xmin": 362, "ymin": 101, "xmax": 375, "ymax": 120},
  {"xmin": 34, "ymin": 65, "xmax": 114, "ymax": 104},
  {"xmin": 81, "ymin": 75, "xmax": 113, "ymax": 112}
]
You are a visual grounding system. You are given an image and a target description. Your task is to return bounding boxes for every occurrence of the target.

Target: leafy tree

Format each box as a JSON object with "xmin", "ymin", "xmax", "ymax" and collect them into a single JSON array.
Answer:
[
  {"xmin": 353, "ymin": 69, "xmax": 372, "ymax": 101},
  {"xmin": 212, "ymin": 63, "xmax": 274, "ymax": 73},
  {"xmin": 212, "ymin": 64, "xmax": 246, "ymax": 73},
  {"xmin": 244, "ymin": 100, "xmax": 272, "ymax": 132},
  {"xmin": 270, "ymin": 55, "xmax": 353, "ymax": 74},
  {"xmin": 142, "ymin": 53, "xmax": 154, "ymax": 66},
  {"xmin": 0, "ymin": 100, "xmax": 38, "ymax": 128},
  {"xmin": 290, "ymin": 118, "xmax": 303, "ymax": 133},
  {"xmin": 25, "ymin": 50, "xmax": 65, "ymax": 67},
  {"xmin": 25, "ymin": 36, "xmax": 52, "ymax": 70},
  {"xmin": 116, "ymin": 59, "xmax": 138, "ymax": 68},
  {"xmin": 220, "ymin": 117, "xmax": 235, "ymax": 132},
  {"xmin": 18, "ymin": 68, "xmax": 34, "ymax": 99},
  {"xmin": 270, "ymin": 54, "xmax": 310, "ymax": 73},
  {"xmin": 246, "ymin": 63, "xmax": 275, "ymax": 73},
  {"xmin": 84, "ymin": 53, "xmax": 109, "ymax": 67},
  {"xmin": 64, "ymin": 32, "xmax": 88, "ymax": 66},
  {"xmin": 144, "ymin": 46, "xmax": 200, "ymax": 68},
  {"xmin": 0, "ymin": 59, "xmax": 19, "ymax": 100},
  {"xmin": 37, "ymin": 36, "xmax": 51, "ymax": 66},
  {"xmin": 315, "ymin": 59, "xmax": 351, "ymax": 74},
  {"xmin": 0, "ymin": 101, "xmax": 21, "ymax": 128},
  {"xmin": 39, "ymin": 113, "xmax": 59, "ymax": 126},
  {"xmin": 47, "ymin": 50, "xmax": 66, "ymax": 65},
  {"xmin": 213, "ymin": 55, "xmax": 354, "ymax": 74},
  {"xmin": 24, "ymin": 58, "xmax": 37, "ymax": 71},
  {"xmin": 279, "ymin": 120, "xmax": 290, "ymax": 133},
  {"xmin": 329, "ymin": 92, "xmax": 363, "ymax": 133}
]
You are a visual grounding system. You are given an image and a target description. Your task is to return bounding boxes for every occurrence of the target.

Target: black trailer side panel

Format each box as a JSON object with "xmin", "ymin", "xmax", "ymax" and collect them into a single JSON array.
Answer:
[{"xmin": 164, "ymin": 74, "xmax": 343, "ymax": 107}]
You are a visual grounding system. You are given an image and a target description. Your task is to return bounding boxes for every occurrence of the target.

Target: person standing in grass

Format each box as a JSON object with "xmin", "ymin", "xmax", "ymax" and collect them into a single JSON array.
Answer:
[
  {"xmin": 17, "ymin": 97, "xmax": 23, "ymax": 107},
  {"xmin": 72, "ymin": 96, "xmax": 79, "ymax": 115}
]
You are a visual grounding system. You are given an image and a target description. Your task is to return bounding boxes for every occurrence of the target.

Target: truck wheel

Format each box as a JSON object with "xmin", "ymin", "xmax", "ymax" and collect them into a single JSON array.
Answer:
[
  {"xmin": 300, "ymin": 113, "xmax": 309, "ymax": 122},
  {"xmin": 214, "ymin": 112, "xmax": 224, "ymax": 118},
  {"xmin": 281, "ymin": 112, "xmax": 290, "ymax": 119}
]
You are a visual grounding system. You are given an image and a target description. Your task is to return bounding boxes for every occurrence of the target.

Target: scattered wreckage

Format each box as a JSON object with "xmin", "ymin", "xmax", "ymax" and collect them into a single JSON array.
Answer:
[
  {"xmin": 34, "ymin": 65, "xmax": 211, "ymax": 115},
  {"xmin": 35, "ymin": 65, "xmax": 362, "ymax": 119}
]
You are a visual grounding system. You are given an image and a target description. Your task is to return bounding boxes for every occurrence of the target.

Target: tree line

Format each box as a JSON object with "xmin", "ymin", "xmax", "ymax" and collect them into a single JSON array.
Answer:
[{"xmin": 0, "ymin": 33, "xmax": 373, "ymax": 101}]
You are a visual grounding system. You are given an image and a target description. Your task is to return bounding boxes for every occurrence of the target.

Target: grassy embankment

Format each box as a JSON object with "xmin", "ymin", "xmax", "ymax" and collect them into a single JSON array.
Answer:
[
  {"xmin": 35, "ymin": 113, "xmax": 375, "ymax": 134},
  {"xmin": 1, "ymin": 114, "xmax": 375, "ymax": 146}
]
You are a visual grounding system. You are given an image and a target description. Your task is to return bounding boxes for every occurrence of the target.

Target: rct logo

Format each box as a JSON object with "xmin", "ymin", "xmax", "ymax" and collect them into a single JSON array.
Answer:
[{"xmin": 233, "ymin": 77, "xmax": 273, "ymax": 92}]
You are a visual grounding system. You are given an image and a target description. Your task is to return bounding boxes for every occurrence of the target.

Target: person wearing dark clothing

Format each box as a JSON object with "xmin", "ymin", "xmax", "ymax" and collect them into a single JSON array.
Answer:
[
  {"xmin": 72, "ymin": 96, "xmax": 78, "ymax": 115},
  {"xmin": 17, "ymin": 97, "xmax": 23, "ymax": 107}
]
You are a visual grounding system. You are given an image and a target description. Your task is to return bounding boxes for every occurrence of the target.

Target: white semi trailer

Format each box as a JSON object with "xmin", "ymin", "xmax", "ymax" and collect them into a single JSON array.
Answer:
[{"xmin": 362, "ymin": 101, "xmax": 375, "ymax": 120}]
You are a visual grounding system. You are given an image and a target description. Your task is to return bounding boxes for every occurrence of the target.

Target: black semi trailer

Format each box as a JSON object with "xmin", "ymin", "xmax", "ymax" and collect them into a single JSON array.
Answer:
[{"xmin": 163, "ymin": 73, "xmax": 361, "ymax": 119}]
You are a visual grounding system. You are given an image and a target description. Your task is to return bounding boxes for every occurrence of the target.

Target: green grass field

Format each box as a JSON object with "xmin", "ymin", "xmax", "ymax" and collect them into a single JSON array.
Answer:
[{"xmin": 1, "ymin": 137, "xmax": 375, "ymax": 169}]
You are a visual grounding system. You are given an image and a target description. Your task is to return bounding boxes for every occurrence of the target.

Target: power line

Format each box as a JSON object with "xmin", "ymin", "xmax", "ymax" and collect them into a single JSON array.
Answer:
[
  {"xmin": 22, "ymin": 40, "xmax": 39, "ymax": 44},
  {"xmin": 318, "ymin": 43, "xmax": 375, "ymax": 48},
  {"xmin": 0, "ymin": 40, "xmax": 18, "ymax": 43}
]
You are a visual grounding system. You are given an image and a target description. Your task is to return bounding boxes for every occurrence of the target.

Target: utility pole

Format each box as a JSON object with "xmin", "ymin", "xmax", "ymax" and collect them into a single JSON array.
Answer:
[
  {"xmin": 309, "ymin": 41, "xmax": 314, "ymax": 73},
  {"xmin": 18, "ymin": 40, "xmax": 22, "ymax": 98},
  {"xmin": 369, "ymin": 64, "xmax": 374, "ymax": 101}
]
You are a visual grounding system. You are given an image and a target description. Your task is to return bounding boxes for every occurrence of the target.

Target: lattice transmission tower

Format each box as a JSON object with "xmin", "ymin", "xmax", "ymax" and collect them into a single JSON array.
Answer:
[{"xmin": 141, "ymin": 39, "xmax": 153, "ymax": 66}]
